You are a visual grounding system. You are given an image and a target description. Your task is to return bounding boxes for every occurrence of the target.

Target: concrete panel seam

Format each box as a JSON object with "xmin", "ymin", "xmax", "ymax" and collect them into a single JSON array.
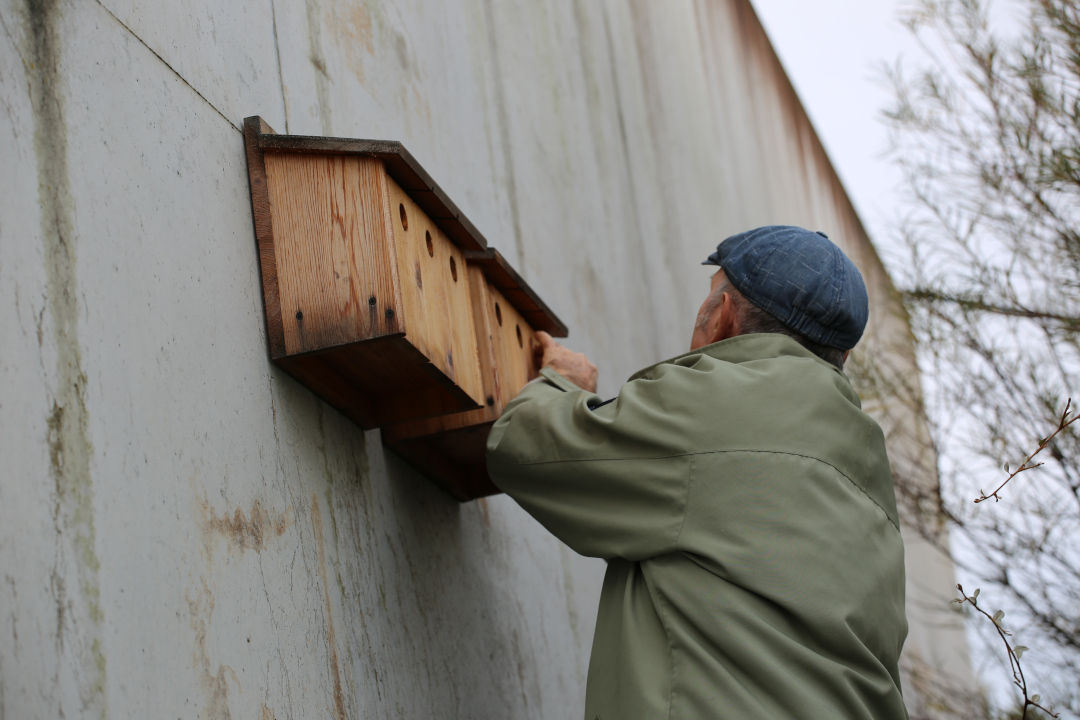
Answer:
[
  {"xmin": 93, "ymin": 0, "xmax": 241, "ymax": 133},
  {"xmin": 269, "ymin": 0, "xmax": 288, "ymax": 133},
  {"xmin": 479, "ymin": 0, "xmax": 526, "ymax": 272}
]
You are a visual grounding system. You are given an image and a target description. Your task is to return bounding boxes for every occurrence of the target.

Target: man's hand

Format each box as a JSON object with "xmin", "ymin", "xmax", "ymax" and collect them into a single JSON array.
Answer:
[{"xmin": 534, "ymin": 331, "xmax": 598, "ymax": 393}]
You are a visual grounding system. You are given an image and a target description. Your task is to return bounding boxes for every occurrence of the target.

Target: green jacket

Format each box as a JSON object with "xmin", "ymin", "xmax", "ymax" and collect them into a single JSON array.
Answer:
[{"xmin": 487, "ymin": 334, "xmax": 908, "ymax": 719}]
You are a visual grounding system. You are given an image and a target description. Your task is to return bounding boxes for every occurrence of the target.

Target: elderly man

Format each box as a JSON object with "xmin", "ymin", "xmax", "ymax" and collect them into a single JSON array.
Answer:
[{"xmin": 486, "ymin": 226, "xmax": 908, "ymax": 719}]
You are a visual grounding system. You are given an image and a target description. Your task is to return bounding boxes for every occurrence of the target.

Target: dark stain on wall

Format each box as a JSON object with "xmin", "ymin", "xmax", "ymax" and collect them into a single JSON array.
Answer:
[{"xmin": 25, "ymin": 0, "xmax": 107, "ymax": 713}]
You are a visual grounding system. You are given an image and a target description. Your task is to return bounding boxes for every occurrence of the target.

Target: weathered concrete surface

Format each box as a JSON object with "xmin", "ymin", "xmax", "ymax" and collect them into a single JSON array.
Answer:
[{"xmin": 0, "ymin": 0, "xmax": 970, "ymax": 717}]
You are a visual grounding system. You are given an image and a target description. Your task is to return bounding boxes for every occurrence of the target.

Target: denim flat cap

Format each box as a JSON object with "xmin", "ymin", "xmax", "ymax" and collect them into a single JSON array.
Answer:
[{"xmin": 703, "ymin": 225, "xmax": 869, "ymax": 350}]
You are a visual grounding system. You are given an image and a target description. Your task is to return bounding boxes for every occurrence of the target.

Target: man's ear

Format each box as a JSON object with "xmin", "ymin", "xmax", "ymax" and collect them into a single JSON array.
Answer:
[
  {"xmin": 709, "ymin": 292, "xmax": 740, "ymax": 344},
  {"xmin": 843, "ymin": 350, "xmax": 850, "ymax": 363}
]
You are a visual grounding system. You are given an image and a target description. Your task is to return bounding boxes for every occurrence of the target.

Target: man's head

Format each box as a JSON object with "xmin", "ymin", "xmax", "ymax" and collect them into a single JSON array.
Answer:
[{"xmin": 691, "ymin": 226, "xmax": 870, "ymax": 370}]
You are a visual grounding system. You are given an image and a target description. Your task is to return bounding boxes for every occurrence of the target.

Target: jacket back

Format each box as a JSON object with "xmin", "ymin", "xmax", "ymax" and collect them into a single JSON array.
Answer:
[{"xmin": 487, "ymin": 333, "xmax": 908, "ymax": 719}]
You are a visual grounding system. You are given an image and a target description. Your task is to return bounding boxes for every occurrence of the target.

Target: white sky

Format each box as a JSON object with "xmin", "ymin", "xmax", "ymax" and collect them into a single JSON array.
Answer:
[
  {"xmin": 749, "ymin": 0, "xmax": 1025, "ymax": 259},
  {"xmin": 748, "ymin": 0, "xmax": 919, "ymax": 261}
]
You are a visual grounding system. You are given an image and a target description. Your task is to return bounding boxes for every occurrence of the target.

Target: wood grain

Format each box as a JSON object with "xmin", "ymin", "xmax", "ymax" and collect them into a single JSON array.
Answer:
[
  {"xmin": 264, "ymin": 154, "xmax": 403, "ymax": 355},
  {"xmin": 467, "ymin": 265, "xmax": 501, "ymax": 411},
  {"xmin": 381, "ymin": 268, "xmax": 542, "ymax": 500},
  {"xmin": 320, "ymin": 337, "xmax": 480, "ymax": 424},
  {"xmin": 487, "ymin": 281, "xmax": 540, "ymax": 408},
  {"xmin": 386, "ymin": 177, "xmax": 453, "ymax": 381},
  {"xmin": 383, "ymin": 271, "xmax": 538, "ymax": 442},
  {"xmin": 440, "ymin": 227, "xmax": 485, "ymax": 406},
  {"xmin": 256, "ymin": 132, "xmax": 488, "ymax": 252},
  {"xmin": 277, "ymin": 335, "xmax": 482, "ymax": 430},
  {"xmin": 386, "ymin": 176, "xmax": 485, "ymax": 406},
  {"xmin": 463, "ymin": 249, "xmax": 568, "ymax": 337}
]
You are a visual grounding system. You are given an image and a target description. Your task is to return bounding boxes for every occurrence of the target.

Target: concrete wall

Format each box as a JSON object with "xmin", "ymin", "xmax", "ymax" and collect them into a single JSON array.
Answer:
[{"xmin": 0, "ymin": 0, "xmax": 970, "ymax": 717}]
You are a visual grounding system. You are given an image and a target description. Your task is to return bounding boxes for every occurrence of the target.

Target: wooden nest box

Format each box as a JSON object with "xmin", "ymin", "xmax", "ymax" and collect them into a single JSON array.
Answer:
[{"xmin": 243, "ymin": 117, "xmax": 568, "ymax": 501}]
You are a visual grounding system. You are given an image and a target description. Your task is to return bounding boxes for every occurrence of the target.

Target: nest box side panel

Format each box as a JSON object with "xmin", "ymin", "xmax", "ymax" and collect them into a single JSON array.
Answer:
[
  {"xmin": 467, "ymin": 264, "xmax": 501, "ymax": 410},
  {"xmin": 385, "ymin": 176, "xmax": 485, "ymax": 406},
  {"xmin": 383, "ymin": 271, "xmax": 542, "ymax": 442},
  {"xmin": 381, "ymin": 269, "xmax": 544, "ymax": 500},
  {"xmin": 486, "ymin": 280, "xmax": 540, "ymax": 409},
  {"xmin": 264, "ymin": 153, "xmax": 403, "ymax": 355},
  {"xmin": 440, "ymin": 229, "xmax": 485, "ymax": 405}
]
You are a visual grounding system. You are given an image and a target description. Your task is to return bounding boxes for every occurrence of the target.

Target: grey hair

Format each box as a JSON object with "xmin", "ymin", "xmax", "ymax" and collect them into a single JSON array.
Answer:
[{"xmin": 698, "ymin": 273, "xmax": 847, "ymax": 370}]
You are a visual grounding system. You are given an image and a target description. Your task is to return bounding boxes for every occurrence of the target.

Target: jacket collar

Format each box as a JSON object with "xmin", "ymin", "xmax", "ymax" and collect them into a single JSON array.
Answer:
[{"xmin": 628, "ymin": 333, "xmax": 847, "ymax": 382}]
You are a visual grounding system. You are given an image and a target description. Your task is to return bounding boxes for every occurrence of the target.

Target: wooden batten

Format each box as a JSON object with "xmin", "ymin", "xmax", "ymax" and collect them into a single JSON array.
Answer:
[{"xmin": 244, "ymin": 117, "xmax": 488, "ymax": 429}]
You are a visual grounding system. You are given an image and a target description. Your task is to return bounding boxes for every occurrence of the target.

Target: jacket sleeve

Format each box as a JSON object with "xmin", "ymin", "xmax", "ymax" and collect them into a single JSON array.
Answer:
[{"xmin": 486, "ymin": 367, "xmax": 691, "ymax": 560}]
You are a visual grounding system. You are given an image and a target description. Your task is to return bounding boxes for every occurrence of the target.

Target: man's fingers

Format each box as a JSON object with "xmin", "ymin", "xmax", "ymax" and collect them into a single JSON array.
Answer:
[{"xmin": 533, "ymin": 331, "xmax": 556, "ymax": 365}]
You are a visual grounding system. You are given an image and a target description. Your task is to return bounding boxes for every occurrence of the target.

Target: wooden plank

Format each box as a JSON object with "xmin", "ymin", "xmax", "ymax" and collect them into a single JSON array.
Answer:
[
  {"xmin": 258, "ymin": 135, "xmax": 434, "ymax": 194},
  {"xmin": 381, "ymin": 266, "xmax": 543, "ymax": 499},
  {"xmin": 386, "ymin": 175, "xmax": 448, "ymax": 378},
  {"xmin": 464, "ymin": 249, "xmax": 568, "ymax": 337},
  {"xmin": 259, "ymin": 134, "xmax": 410, "ymax": 160},
  {"xmin": 440, "ymin": 228, "xmax": 485, "ymax": 407},
  {"xmin": 385, "ymin": 177, "xmax": 484, "ymax": 406},
  {"xmin": 387, "ymin": 382, "xmax": 482, "ymax": 426},
  {"xmin": 324, "ymin": 338, "xmax": 480, "ymax": 421},
  {"xmin": 373, "ymin": 157, "xmax": 408, "ymax": 348},
  {"xmin": 467, "ymin": 264, "xmax": 501, "ymax": 410},
  {"xmin": 264, "ymin": 154, "xmax": 403, "ymax": 355},
  {"xmin": 257, "ymin": 132, "xmax": 488, "ymax": 252},
  {"xmin": 243, "ymin": 117, "xmax": 287, "ymax": 358},
  {"xmin": 279, "ymin": 335, "xmax": 483, "ymax": 429},
  {"xmin": 487, "ymin": 281, "xmax": 540, "ymax": 408},
  {"xmin": 382, "ymin": 275, "xmax": 539, "ymax": 441}
]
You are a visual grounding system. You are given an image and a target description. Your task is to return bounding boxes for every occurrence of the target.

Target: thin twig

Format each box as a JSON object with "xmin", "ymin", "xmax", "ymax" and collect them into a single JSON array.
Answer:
[
  {"xmin": 954, "ymin": 584, "xmax": 1059, "ymax": 718},
  {"xmin": 975, "ymin": 398, "xmax": 1079, "ymax": 502}
]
